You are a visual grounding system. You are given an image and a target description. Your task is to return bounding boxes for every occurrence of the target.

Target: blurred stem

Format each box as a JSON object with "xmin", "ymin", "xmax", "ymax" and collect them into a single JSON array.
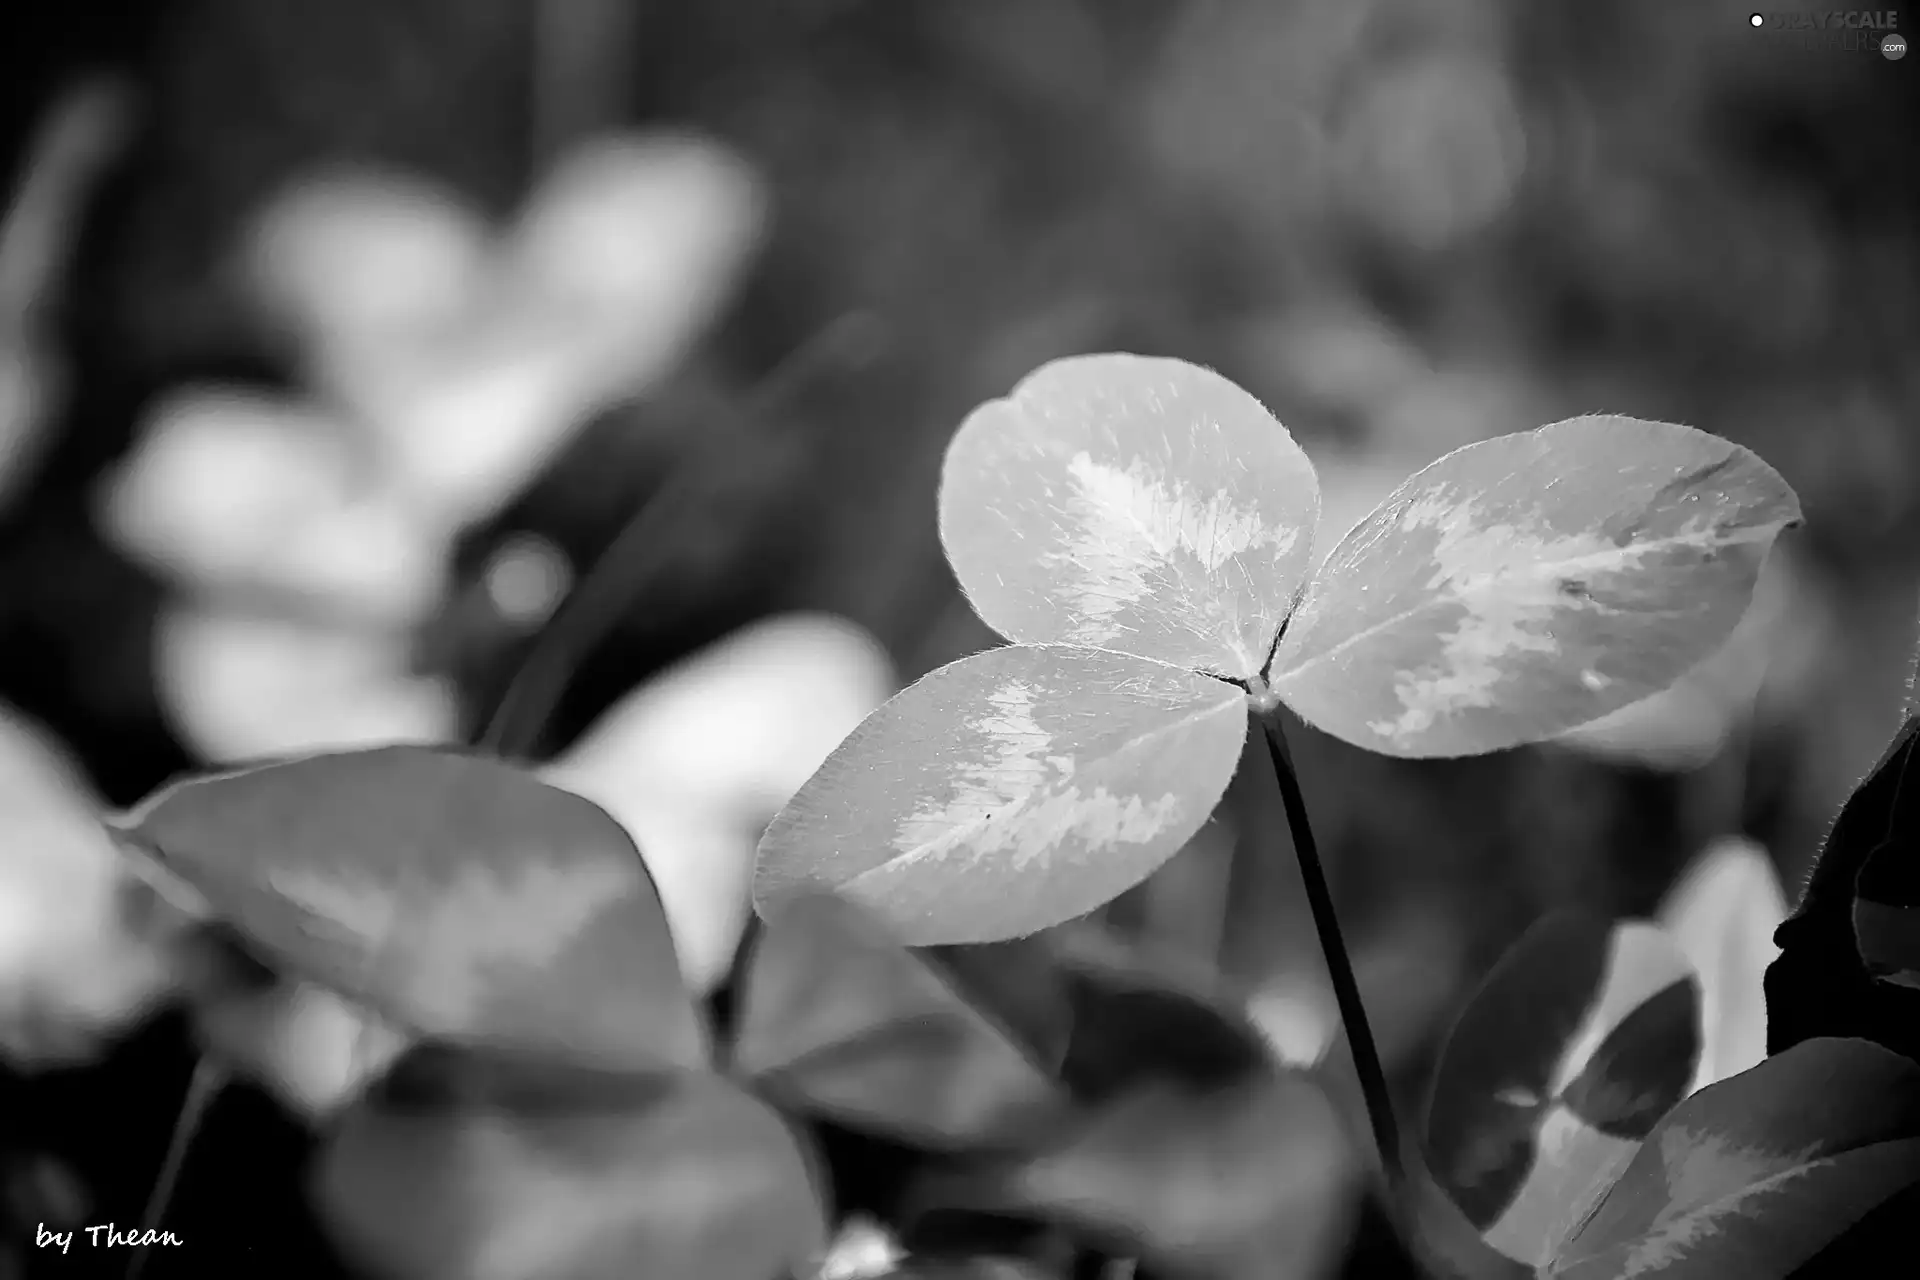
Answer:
[
  {"xmin": 474, "ymin": 311, "xmax": 884, "ymax": 758},
  {"xmin": 1252, "ymin": 694, "xmax": 1404, "ymax": 1189},
  {"xmin": 128, "ymin": 1054, "xmax": 226, "ymax": 1280}
]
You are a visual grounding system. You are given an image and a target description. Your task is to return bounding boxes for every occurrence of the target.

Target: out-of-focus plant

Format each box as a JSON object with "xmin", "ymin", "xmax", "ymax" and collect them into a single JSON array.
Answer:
[
  {"xmin": 0, "ymin": 706, "xmax": 176, "ymax": 1066},
  {"xmin": 96, "ymin": 130, "xmax": 765, "ymax": 760}
]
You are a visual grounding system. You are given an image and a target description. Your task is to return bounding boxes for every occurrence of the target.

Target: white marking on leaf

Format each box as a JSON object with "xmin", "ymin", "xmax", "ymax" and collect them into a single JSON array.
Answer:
[
  {"xmin": 1042, "ymin": 451, "xmax": 1298, "ymax": 651},
  {"xmin": 1609, "ymin": 1127, "xmax": 1821, "ymax": 1277},
  {"xmin": 1364, "ymin": 490, "xmax": 1749, "ymax": 745},
  {"xmin": 885, "ymin": 678, "xmax": 1183, "ymax": 875}
]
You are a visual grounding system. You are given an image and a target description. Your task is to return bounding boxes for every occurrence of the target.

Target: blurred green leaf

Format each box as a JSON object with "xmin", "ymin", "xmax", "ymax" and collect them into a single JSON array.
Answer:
[
  {"xmin": 315, "ymin": 1050, "xmax": 824, "ymax": 1280},
  {"xmin": 921, "ymin": 936, "xmax": 1075, "ymax": 1075},
  {"xmin": 910, "ymin": 1072, "xmax": 1357, "ymax": 1280},
  {"xmin": 939, "ymin": 353, "xmax": 1321, "ymax": 680},
  {"xmin": 1051, "ymin": 928, "xmax": 1273, "ymax": 1101},
  {"xmin": 732, "ymin": 893, "xmax": 1067, "ymax": 1149},
  {"xmin": 110, "ymin": 745, "xmax": 705, "ymax": 1072}
]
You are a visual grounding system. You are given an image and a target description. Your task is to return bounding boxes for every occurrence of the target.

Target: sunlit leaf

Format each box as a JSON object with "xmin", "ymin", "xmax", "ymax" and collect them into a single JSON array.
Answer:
[
  {"xmin": 731, "ymin": 894, "xmax": 1067, "ymax": 1148},
  {"xmin": 911, "ymin": 1074, "xmax": 1357, "ymax": 1280},
  {"xmin": 1767, "ymin": 713, "xmax": 1920, "ymax": 1062},
  {"xmin": 939, "ymin": 354, "xmax": 1320, "ymax": 680},
  {"xmin": 1423, "ymin": 913, "xmax": 1699, "ymax": 1266},
  {"xmin": 753, "ymin": 644, "xmax": 1248, "ymax": 945},
  {"xmin": 1268, "ymin": 417, "xmax": 1800, "ymax": 757},
  {"xmin": 109, "ymin": 745, "xmax": 704, "ymax": 1071},
  {"xmin": 1547, "ymin": 1037, "xmax": 1920, "ymax": 1279},
  {"xmin": 1657, "ymin": 837, "xmax": 1786, "ymax": 1091},
  {"xmin": 315, "ymin": 1051, "xmax": 824, "ymax": 1280}
]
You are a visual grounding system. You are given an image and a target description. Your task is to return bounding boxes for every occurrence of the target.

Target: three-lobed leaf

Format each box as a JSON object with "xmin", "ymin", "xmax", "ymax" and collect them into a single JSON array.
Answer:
[
  {"xmin": 1423, "ymin": 912, "xmax": 1700, "ymax": 1267},
  {"xmin": 731, "ymin": 893, "xmax": 1067, "ymax": 1148},
  {"xmin": 1546, "ymin": 1037, "xmax": 1920, "ymax": 1278},
  {"xmin": 110, "ymin": 745, "xmax": 705, "ymax": 1071},
  {"xmin": 1269, "ymin": 416, "xmax": 1801, "ymax": 757},
  {"xmin": 939, "ymin": 354, "xmax": 1320, "ymax": 681},
  {"xmin": 752, "ymin": 644, "xmax": 1248, "ymax": 945},
  {"xmin": 314, "ymin": 1051, "xmax": 825, "ymax": 1280}
]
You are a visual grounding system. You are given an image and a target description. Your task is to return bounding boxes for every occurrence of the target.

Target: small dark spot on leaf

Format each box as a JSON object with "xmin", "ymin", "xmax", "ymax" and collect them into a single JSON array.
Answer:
[{"xmin": 1559, "ymin": 578, "xmax": 1590, "ymax": 601}]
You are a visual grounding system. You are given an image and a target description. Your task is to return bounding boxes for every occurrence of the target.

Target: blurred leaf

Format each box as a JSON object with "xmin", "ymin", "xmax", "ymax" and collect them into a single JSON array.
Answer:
[
  {"xmin": 242, "ymin": 169, "xmax": 490, "ymax": 353},
  {"xmin": 153, "ymin": 604, "xmax": 458, "ymax": 764},
  {"xmin": 920, "ymin": 937, "xmax": 1074, "ymax": 1075},
  {"xmin": 0, "ymin": 707, "xmax": 176, "ymax": 1065},
  {"xmin": 753, "ymin": 644, "xmax": 1247, "ymax": 945},
  {"xmin": 1423, "ymin": 913, "xmax": 1700, "ymax": 1266},
  {"xmin": 876, "ymin": 1262, "xmax": 1057, "ymax": 1280},
  {"xmin": 547, "ymin": 611, "xmax": 897, "ymax": 995},
  {"xmin": 1268, "ymin": 417, "xmax": 1801, "ymax": 757},
  {"xmin": 188, "ymin": 977, "xmax": 409, "ymax": 1118},
  {"xmin": 1399, "ymin": 1148, "xmax": 1537, "ymax": 1280},
  {"xmin": 99, "ymin": 389, "xmax": 449, "ymax": 628},
  {"xmin": 1401, "ymin": 1166, "xmax": 1537, "ymax": 1280},
  {"xmin": 110, "ymin": 745, "xmax": 705, "ymax": 1072},
  {"xmin": 913, "ymin": 1074, "xmax": 1357, "ymax": 1280},
  {"xmin": 1051, "ymin": 928, "xmax": 1272, "ymax": 1100},
  {"xmin": 732, "ymin": 894, "xmax": 1067, "ymax": 1148},
  {"xmin": 1767, "ymin": 713, "xmax": 1920, "ymax": 1062},
  {"xmin": 315, "ymin": 1053, "xmax": 823, "ymax": 1280},
  {"xmin": 1546, "ymin": 1038, "xmax": 1920, "ymax": 1279},
  {"xmin": 938, "ymin": 353, "xmax": 1320, "ymax": 680},
  {"xmin": 1657, "ymin": 837, "xmax": 1786, "ymax": 1091},
  {"xmin": 1553, "ymin": 545, "xmax": 1823, "ymax": 771}
]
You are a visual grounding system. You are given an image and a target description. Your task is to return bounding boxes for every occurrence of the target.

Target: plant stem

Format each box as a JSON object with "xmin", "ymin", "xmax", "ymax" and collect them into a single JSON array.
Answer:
[
  {"xmin": 128, "ymin": 1054, "xmax": 225, "ymax": 1280},
  {"xmin": 1255, "ymin": 703, "xmax": 1404, "ymax": 1187}
]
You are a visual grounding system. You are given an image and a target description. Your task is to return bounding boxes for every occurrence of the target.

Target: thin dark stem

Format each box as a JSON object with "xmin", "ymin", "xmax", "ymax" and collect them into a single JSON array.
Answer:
[
  {"xmin": 128, "ymin": 1054, "xmax": 226, "ymax": 1280},
  {"xmin": 1256, "ymin": 704, "xmax": 1404, "ymax": 1187}
]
